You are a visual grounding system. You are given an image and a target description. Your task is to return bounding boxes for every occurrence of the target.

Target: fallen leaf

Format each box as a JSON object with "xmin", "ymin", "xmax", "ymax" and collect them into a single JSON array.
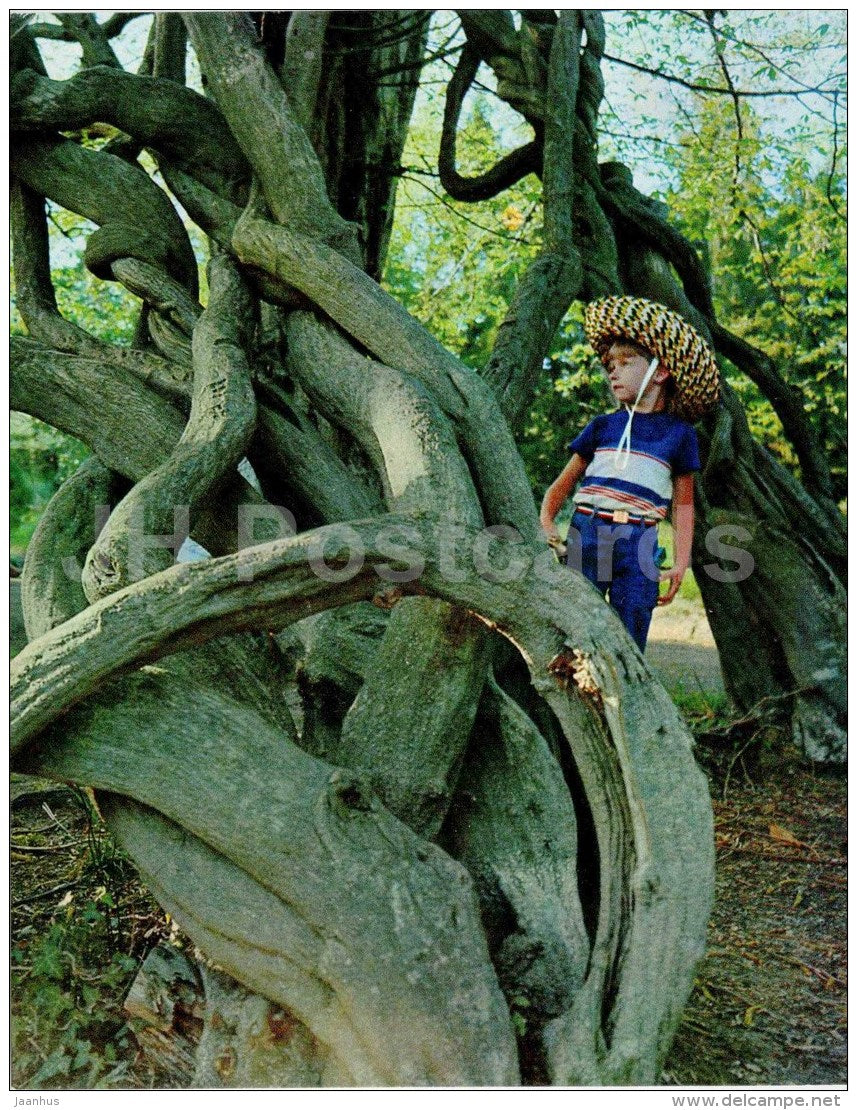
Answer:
[{"xmin": 768, "ymin": 822, "xmax": 804, "ymax": 846}]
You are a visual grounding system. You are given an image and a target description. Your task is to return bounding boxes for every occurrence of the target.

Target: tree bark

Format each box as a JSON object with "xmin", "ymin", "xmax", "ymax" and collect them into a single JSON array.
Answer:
[
  {"xmin": 81, "ymin": 254, "xmax": 257, "ymax": 599},
  {"xmin": 312, "ymin": 11, "xmax": 430, "ymax": 279},
  {"xmin": 12, "ymin": 514, "xmax": 714, "ymax": 1085},
  {"xmin": 441, "ymin": 678, "xmax": 591, "ymax": 1027}
]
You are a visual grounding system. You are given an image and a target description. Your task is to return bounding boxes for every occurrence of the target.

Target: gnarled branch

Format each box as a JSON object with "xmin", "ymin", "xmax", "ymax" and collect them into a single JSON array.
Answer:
[
  {"xmin": 285, "ymin": 312, "xmax": 489, "ymax": 836},
  {"xmin": 12, "ymin": 135, "xmax": 198, "ymax": 293},
  {"xmin": 10, "ymin": 334, "xmax": 259, "ymax": 564},
  {"xmin": 18, "ymin": 671, "xmax": 518, "ymax": 1085},
  {"xmin": 54, "ymin": 13, "xmax": 121, "ymax": 69},
  {"xmin": 11, "ymin": 178, "xmax": 99, "ymax": 353},
  {"xmin": 709, "ymin": 321, "xmax": 839, "ymax": 510},
  {"xmin": 82, "ymin": 255, "xmax": 257, "ymax": 600},
  {"xmin": 232, "ymin": 212, "xmax": 540, "ymax": 542},
  {"xmin": 11, "ymin": 513, "xmax": 714, "ymax": 1083},
  {"xmin": 183, "ymin": 12, "xmax": 358, "ymax": 259},
  {"xmin": 11, "ymin": 335, "xmax": 188, "ymax": 479},
  {"xmin": 439, "ymin": 46, "xmax": 542, "ymax": 202},
  {"xmin": 482, "ymin": 11, "xmax": 585, "ymax": 427},
  {"xmin": 441, "ymin": 677, "xmax": 590, "ymax": 1020},
  {"xmin": 21, "ymin": 457, "xmax": 122, "ymax": 641},
  {"xmin": 280, "ymin": 12, "xmax": 329, "ymax": 131},
  {"xmin": 12, "ymin": 65, "xmax": 248, "ymax": 203}
]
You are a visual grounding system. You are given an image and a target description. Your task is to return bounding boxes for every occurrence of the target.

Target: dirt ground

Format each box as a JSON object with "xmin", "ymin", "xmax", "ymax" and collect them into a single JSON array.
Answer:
[
  {"xmin": 648, "ymin": 595, "xmax": 725, "ymax": 698},
  {"xmin": 10, "ymin": 599, "xmax": 847, "ymax": 1089},
  {"xmin": 665, "ymin": 764, "xmax": 846, "ymax": 1086},
  {"xmin": 655, "ymin": 600, "xmax": 847, "ymax": 1087}
]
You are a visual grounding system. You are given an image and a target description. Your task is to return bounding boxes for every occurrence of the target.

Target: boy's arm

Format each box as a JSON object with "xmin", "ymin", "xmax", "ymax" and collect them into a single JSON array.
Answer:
[
  {"xmin": 540, "ymin": 453, "xmax": 588, "ymax": 548},
  {"xmin": 658, "ymin": 472, "xmax": 695, "ymax": 606}
]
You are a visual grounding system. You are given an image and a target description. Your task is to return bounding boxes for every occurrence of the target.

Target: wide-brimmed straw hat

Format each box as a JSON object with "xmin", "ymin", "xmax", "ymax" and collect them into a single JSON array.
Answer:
[{"xmin": 584, "ymin": 296, "xmax": 720, "ymax": 422}]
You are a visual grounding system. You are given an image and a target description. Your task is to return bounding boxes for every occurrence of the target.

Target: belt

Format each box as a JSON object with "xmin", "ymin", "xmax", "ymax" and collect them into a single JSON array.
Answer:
[{"xmin": 574, "ymin": 504, "xmax": 659, "ymax": 527}]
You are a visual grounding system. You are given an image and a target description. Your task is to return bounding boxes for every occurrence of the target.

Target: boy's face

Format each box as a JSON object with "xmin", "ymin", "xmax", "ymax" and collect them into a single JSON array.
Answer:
[{"xmin": 604, "ymin": 341, "xmax": 668, "ymax": 406}]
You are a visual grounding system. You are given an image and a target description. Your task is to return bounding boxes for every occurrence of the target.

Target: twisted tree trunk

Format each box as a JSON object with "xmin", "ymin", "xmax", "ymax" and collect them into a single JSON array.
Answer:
[{"xmin": 12, "ymin": 512, "xmax": 714, "ymax": 1085}]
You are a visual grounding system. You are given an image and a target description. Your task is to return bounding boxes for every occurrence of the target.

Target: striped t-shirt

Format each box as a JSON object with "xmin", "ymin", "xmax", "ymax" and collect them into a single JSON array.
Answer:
[{"xmin": 568, "ymin": 410, "xmax": 700, "ymax": 519}]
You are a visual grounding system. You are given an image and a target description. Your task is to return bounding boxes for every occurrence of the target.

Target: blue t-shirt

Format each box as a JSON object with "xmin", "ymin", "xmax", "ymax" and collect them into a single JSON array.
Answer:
[{"xmin": 567, "ymin": 410, "xmax": 700, "ymax": 519}]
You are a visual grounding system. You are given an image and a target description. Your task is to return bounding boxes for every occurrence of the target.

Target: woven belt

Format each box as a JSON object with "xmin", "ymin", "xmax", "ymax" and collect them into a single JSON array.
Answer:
[{"xmin": 574, "ymin": 504, "xmax": 659, "ymax": 527}]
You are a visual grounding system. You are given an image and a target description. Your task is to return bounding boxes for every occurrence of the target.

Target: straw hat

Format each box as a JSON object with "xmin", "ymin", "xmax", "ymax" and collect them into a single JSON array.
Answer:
[{"xmin": 584, "ymin": 296, "xmax": 720, "ymax": 422}]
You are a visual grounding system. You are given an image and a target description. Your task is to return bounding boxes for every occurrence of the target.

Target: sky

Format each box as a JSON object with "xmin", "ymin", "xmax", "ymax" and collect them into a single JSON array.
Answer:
[{"xmin": 598, "ymin": 9, "xmax": 846, "ymax": 195}]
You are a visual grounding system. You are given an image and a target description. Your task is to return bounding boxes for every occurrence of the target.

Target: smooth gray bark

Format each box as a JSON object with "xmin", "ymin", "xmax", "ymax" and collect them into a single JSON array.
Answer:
[
  {"xmin": 12, "ymin": 514, "xmax": 714, "ymax": 1083},
  {"xmin": 21, "ymin": 673, "xmax": 519, "ymax": 1085},
  {"xmin": 82, "ymin": 255, "xmax": 256, "ymax": 599},
  {"xmin": 183, "ymin": 12, "xmax": 358, "ymax": 259},
  {"xmin": 441, "ymin": 679, "xmax": 591, "ymax": 1019}
]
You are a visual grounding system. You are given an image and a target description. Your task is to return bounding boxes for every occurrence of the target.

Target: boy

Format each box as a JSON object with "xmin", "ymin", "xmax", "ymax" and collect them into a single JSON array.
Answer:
[{"xmin": 540, "ymin": 296, "xmax": 719, "ymax": 652}]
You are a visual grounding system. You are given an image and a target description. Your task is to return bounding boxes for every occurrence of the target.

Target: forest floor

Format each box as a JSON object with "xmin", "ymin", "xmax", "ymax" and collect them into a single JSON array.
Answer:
[
  {"xmin": 654, "ymin": 602, "xmax": 847, "ymax": 1087},
  {"xmin": 9, "ymin": 597, "xmax": 847, "ymax": 1090},
  {"xmin": 648, "ymin": 594, "xmax": 726, "ymax": 698},
  {"xmin": 664, "ymin": 761, "xmax": 846, "ymax": 1086}
]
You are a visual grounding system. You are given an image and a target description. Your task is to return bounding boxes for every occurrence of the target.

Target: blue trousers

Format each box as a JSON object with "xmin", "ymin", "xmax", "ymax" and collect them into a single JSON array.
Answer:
[{"xmin": 566, "ymin": 511, "xmax": 664, "ymax": 651}]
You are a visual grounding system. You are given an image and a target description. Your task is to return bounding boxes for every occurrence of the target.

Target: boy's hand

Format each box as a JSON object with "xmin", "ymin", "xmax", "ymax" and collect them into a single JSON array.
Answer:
[
  {"xmin": 658, "ymin": 567, "xmax": 685, "ymax": 606},
  {"xmin": 546, "ymin": 534, "xmax": 567, "ymax": 559}
]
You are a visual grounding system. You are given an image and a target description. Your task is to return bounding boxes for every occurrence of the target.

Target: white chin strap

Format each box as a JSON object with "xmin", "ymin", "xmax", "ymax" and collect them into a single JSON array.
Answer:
[{"xmin": 615, "ymin": 356, "xmax": 660, "ymax": 470}]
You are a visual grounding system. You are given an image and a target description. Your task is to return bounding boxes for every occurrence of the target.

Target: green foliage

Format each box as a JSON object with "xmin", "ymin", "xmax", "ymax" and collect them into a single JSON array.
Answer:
[
  {"xmin": 10, "ymin": 413, "xmax": 90, "ymax": 564},
  {"xmin": 599, "ymin": 10, "xmax": 846, "ymax": 194},
  {"xmin": 670, "ymin": 687, "xmax": 732, "ymax": 733},
  {"xmin": 51, "ymin": 264, "xmax": 140, "ymax": 345},
  {"xmin": 385, "ymin": 73, "xmax": 542, "ymax": 368},
  {"xmin": 11, "ymin": 904, "xmax": 139, "ymax": 1089},
  {"xmin": 662, "ymin": 99, "xmax": 847, "ymax": 498}
]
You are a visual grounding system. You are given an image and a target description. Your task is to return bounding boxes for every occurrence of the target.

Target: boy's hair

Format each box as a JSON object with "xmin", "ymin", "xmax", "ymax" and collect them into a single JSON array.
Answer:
[{"xmin": 606, "ymin": 336, "xmax": 654, "ymax": 361}]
